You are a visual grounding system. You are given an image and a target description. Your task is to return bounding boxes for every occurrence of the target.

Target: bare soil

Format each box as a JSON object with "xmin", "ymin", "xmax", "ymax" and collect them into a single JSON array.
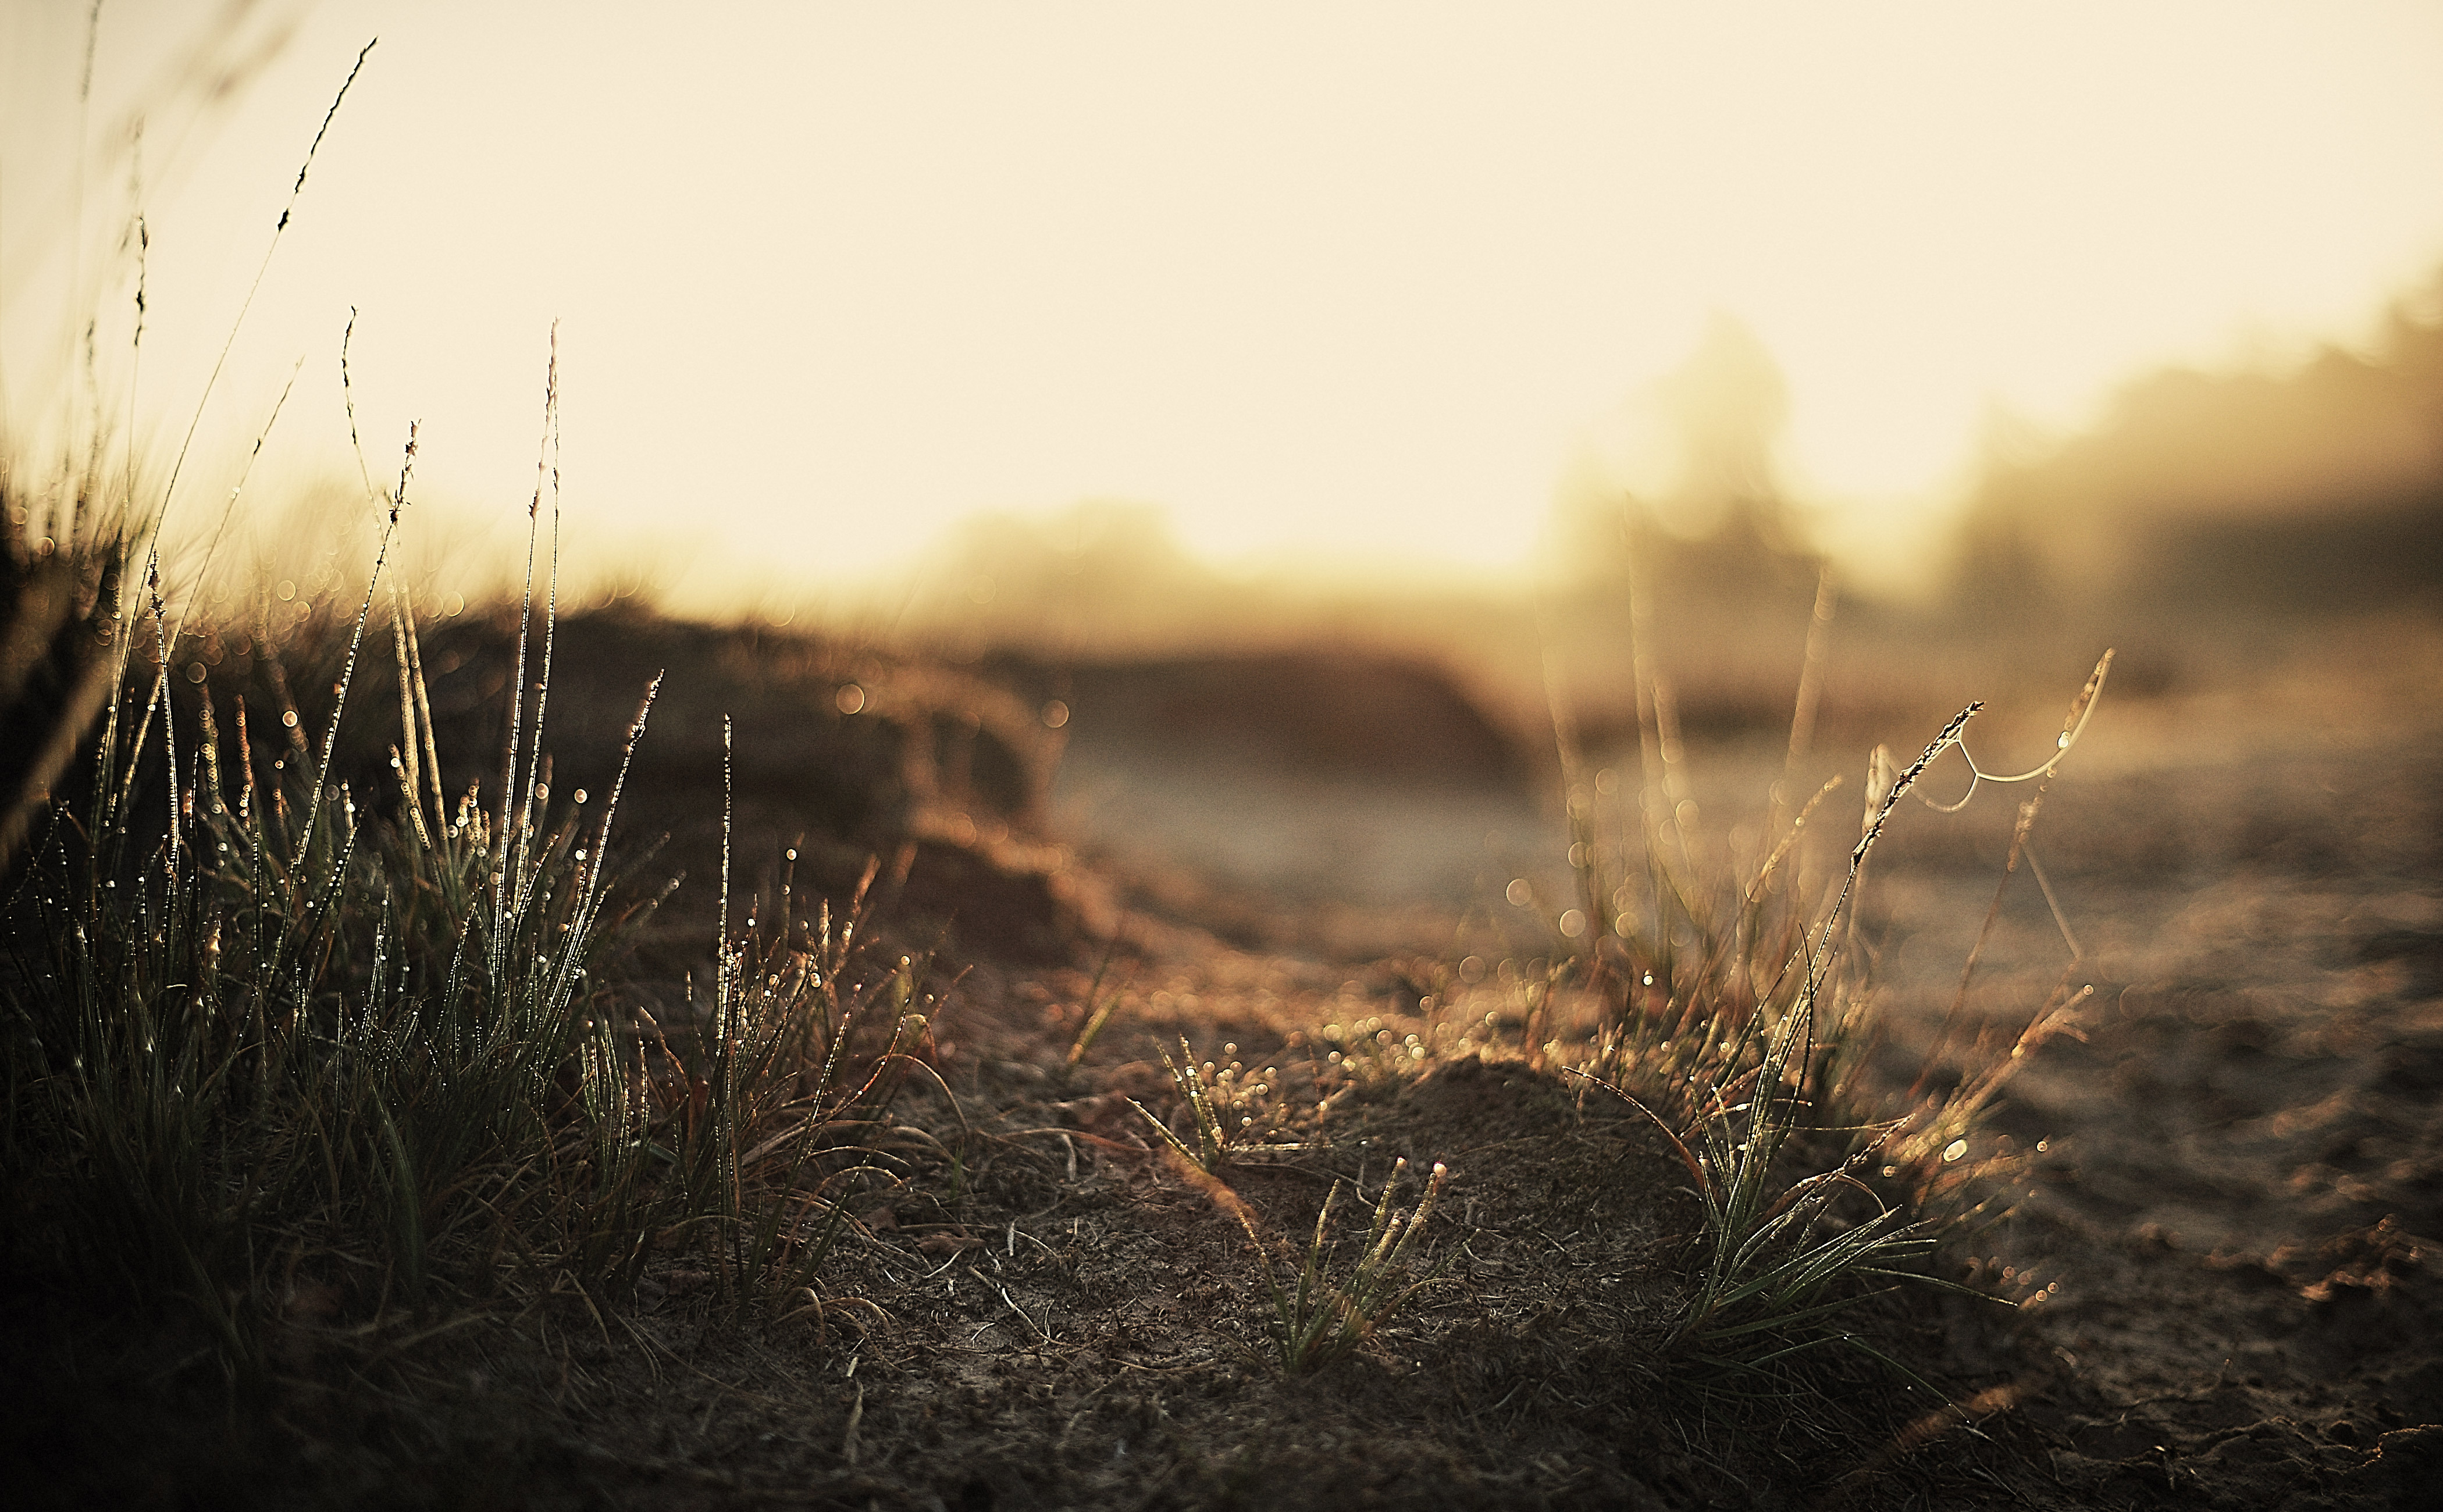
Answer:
[{"xmin": 7, "ymin": 621, "xmax": 2438, "ymax": 1510}]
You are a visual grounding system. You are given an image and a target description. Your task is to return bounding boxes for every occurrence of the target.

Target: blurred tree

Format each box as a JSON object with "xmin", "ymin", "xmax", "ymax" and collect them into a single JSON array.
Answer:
[
  {"xmin": 1547, "ymin": 312, "xmax": 1818, "ymax": 601},
  {"xmin": 1949, "ymin": 405, "xmax": 2072, "ymax": 619},
  {"xmin": 1651, "ymin": 310, "xmax": 1794, "ymax": 550}
]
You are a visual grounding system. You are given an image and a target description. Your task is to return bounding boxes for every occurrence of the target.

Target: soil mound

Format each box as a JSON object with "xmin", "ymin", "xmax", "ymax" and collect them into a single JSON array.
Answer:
[{"xmin": 1010, "ymin": 649, "xmax": 1534, "ymax": 790}]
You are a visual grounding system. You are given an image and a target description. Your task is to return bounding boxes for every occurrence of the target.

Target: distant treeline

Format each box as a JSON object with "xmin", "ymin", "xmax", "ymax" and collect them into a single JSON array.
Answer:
[{"xmin": 1953, "ymin": 269, "xmax": 2443, "ymax": 614}]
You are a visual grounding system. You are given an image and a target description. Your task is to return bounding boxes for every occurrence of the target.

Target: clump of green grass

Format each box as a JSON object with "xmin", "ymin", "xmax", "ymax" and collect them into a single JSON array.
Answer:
[
  {"xmin": 1520, "ymin": 571, "xmax": 2111, "ymax": 1392},
  {"xmin": 0, "ymin": 399, "xmax": 924, "ymax": 1368},
  {"xmin": 1567, "ymin": 707, "xmax": 1981, "ymax": 1379},
  {"xmin": 1262, "ymin": 1159, "xmax": 1451, "ymax": 1375},
  {"xmin": 0, "ymin": 31, "xmax": 941, "ymax": 1371},
  {"xmin": 1181, "ymin": 1153, "xmax": 1452, "ymax": 1375},
  {"xmin": 1131, "ymin": 1035, "xmax": 1305, "ymax": 1173},
  {"xmin": 583, "ymin": 820, "xmax": 937, "ymax": 1314}
]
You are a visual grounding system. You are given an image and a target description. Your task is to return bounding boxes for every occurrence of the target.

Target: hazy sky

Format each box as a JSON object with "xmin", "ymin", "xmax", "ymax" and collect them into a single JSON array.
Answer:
[{"xmin": 6, "ymin": 1, "xmax": 2442, "ymax": 602}]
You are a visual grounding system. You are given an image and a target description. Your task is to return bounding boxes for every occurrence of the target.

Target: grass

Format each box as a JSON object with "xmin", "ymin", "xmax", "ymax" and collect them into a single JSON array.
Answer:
[
  {"xmin": 1215, "ymin": 1155, "xmax": 1453, "ymax": 1376},
  {"xmin": 1576, "ymin": 708, "xmax": 1982, "ymax": 1367},
  {"xmin": 1, "ymin": 58, "xmax": 949, "ymax": 1486},
  {"xmin": 1505, "ymin": 577, "xmax": 2114, "ymax": 1402},
  {"xmin": 1131, "ymin": 1035, "xmax": 1304, "ymax": 1173},
  {"xmin": 0, "ymin": 398, "xmax": 928, "ymax": 1372}
]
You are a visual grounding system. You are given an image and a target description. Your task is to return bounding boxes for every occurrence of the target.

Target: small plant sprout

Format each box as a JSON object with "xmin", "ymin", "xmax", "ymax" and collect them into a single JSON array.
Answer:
[
  {"xmin": 1060, "ymin": 932, "xmax": 1128, "ymax": 1080},
  {"xmin": 1234, "ymin": 1157, "xmax": 1454, "ymax": 1375},
  {"xmin": 1130, "ymin": 1036, "xmax": 1297, "ymax": 1172}
]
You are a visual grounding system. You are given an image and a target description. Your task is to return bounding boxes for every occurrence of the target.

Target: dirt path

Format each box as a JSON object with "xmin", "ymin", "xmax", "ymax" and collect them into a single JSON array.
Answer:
[
  {"xmin": 16, "ymin": 627, "xmax": 2438, "ymax": 1510},
  {"xmin": 1054, "ymin": 682, "xmax": 2443, "ymax": 1508},
  {"xmin": 1871, "ymin": 701, "xmax": 2443, "ymax": 1507}
]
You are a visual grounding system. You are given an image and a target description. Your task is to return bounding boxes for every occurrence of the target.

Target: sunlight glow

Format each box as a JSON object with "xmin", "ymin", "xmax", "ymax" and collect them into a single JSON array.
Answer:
[{"xmin": 5, "ymin": 2, "xmax": 2441, "ymax": 602}]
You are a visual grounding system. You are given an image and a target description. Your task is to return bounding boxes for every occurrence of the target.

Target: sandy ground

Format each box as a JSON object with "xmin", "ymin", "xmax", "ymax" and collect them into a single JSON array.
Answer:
[
  {"xmin": 1053, "ymin": 661, "xmax": 2443, "ymax": 1508},
  {"xmin": 12, "ymin": 618, "xmax": 2437, "ymax": 1509}
]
